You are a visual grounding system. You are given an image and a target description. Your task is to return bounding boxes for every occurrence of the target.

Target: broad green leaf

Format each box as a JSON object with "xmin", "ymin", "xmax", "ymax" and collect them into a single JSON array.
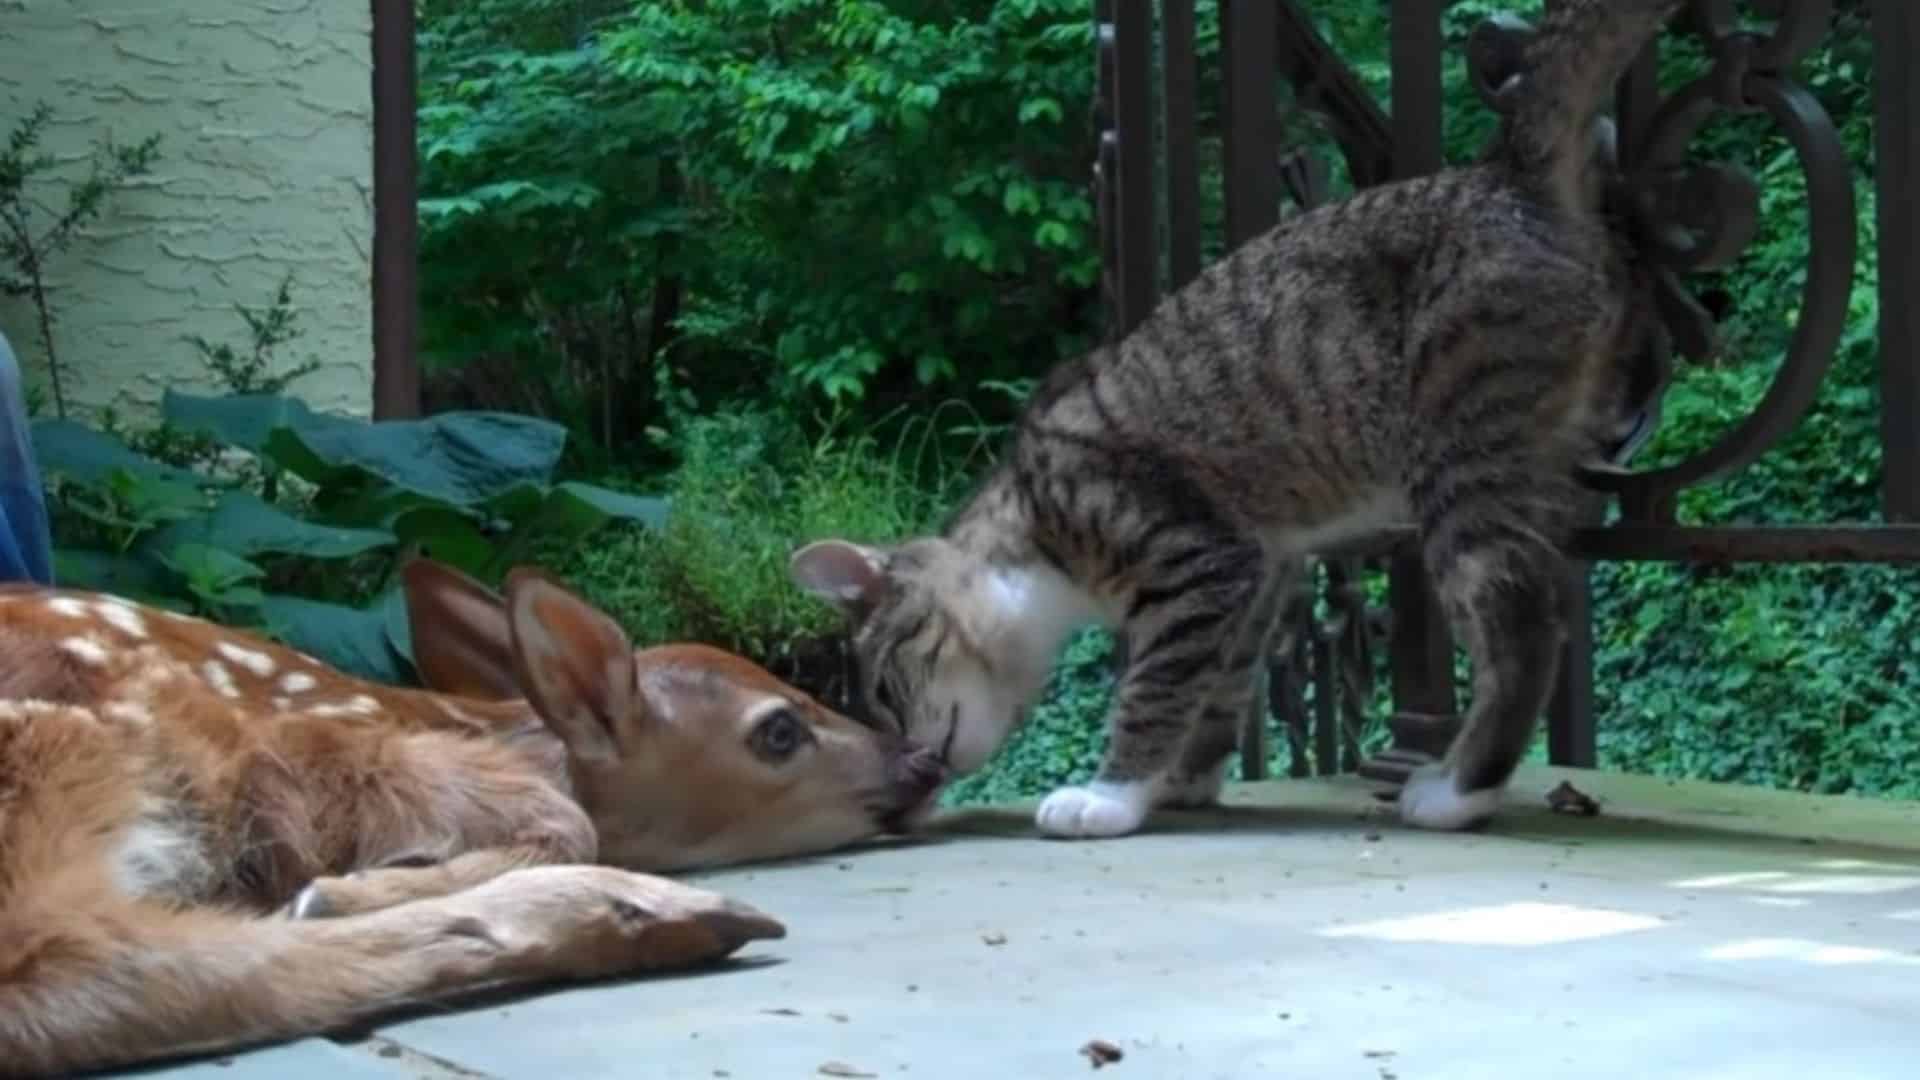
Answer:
[
  {"xmin": 30, "ymin": 420, "xmax": 203, "ymax": 488},
  {"xmin": 105, "ymin": 467, "xmax": 209, "ymax": 527},
  {"xmin": 158, "ymin": 542, "xmax": 267, "ymax": 591},
  {"xmin": 391, "ymin": 504, "xmax": 498, "ymax": 578},
  {"xmin": 259, "ymin": 591, "xmax": 414, "ymax": 685},
  {"xmin": 551, "ymin": 482, "xmax": 670, "ymax": 529},
  {"xmin": 264, "ymin": 411, "xmax": 570, "ymax": 508},
  {"xmin": 382, "ymin": 583, "xmax": 416, "ymax": 667},
  {"xmin": 146, "ymin": 491, "xmax": 396, "ymax": 561},
  {"xmin": 482, "ymin": 484, "xmax": 667, "ymax": 575},
  {"xmin": 161, "ymin": 391, "xmax": 317, "ymax": 453},
  {"xmin": 51, "ymin": 547, "xmax": 176, "ymax": 601}
]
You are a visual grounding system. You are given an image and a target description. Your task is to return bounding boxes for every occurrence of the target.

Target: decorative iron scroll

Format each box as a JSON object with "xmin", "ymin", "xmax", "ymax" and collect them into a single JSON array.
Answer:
[
  {"xmin": 1473, "ymin": 0, "xmax": 1855, "ymax": 523},
  {"xmin": 1264, "ymin": 558, "xmax": 1392, "ymax": 778}
]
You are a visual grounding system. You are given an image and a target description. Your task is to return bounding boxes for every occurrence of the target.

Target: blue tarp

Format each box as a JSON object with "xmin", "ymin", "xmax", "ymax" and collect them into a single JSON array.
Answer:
[{"xmin": 0, "ymin": 330, "xmax": 53, "ymax": 585}]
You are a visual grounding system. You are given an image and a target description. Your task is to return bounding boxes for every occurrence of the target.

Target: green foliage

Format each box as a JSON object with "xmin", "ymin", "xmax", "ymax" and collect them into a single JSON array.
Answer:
[
  {"xmin": 544, "ymin": 405, "xmax": 979, "ymax": 698},
  {"xmin": 38, "ymin": 394, "xmax": 666, "ymax": 683},
  {"xmin": 186, "ymin": 274, "xmax": 323, "ymax": 397},
  {"xmin": 1, "ymin": 102, "xmax": 162, "ymax": 420},
  {"xmin": 941, "ymin": 629, "xmax": 1117, "ymax": 806},
  {"xmin": 416, "ymin": 0, "xmax": 1103, "ymax": 459}
]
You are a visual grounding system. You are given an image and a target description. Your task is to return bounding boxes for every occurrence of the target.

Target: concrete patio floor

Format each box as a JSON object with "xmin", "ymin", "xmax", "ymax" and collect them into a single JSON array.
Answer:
[{"xmin": 117, "ymin": 764, "xmax": 1920, "ymax": 1080}]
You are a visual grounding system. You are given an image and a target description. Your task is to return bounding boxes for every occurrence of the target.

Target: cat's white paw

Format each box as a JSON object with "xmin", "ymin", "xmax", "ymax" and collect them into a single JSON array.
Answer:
[
  {"xmin": 1160, "ymin": 761, "xmax": 1228, "ymax": 808},
  {"xmin": 1398, "ymin": 764, "xmax": 1501, "ymax": 831},
  {"xmin": 1035, "ymin": 782, "xmax": 1152, "ymax": 838}
]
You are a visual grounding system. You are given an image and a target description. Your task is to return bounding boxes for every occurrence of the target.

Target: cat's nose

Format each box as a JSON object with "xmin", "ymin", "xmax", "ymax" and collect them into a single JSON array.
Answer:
[{"xmin": 902, "ymin": 746, "xmax": 948, "ymax": 789}]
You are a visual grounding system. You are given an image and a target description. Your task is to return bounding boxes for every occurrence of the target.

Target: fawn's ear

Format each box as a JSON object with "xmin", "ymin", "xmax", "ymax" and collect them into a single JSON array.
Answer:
[
  {"xmin": 503, "ymin": 567, "xmax": 640, "ymax": 764},
  {"xmin": 402, "ymin": 558, "xmax": 524, "ymax": 702},
  {"xmin": 789, "ymin": 539, "xmax": 887, "ymax": 616}
]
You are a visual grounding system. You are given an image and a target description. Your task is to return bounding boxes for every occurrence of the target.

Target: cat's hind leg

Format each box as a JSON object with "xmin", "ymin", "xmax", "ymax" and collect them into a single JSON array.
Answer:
[{"xmin": 1398, "ymin": 476, "xmax": 1571, "ymax": 831}]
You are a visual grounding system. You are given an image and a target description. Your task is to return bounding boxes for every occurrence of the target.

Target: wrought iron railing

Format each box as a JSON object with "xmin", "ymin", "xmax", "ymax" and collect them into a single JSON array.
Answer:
[{"xmin": 1090, "ymin": 0, "xmax": 1920, "ymax": 782}]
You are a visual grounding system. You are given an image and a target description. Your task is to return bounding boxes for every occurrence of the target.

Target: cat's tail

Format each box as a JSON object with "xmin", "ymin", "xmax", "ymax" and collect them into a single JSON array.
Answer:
[{"xmin": 1496, "ymin": 0, "xmax": 1684, "ymax": 210}]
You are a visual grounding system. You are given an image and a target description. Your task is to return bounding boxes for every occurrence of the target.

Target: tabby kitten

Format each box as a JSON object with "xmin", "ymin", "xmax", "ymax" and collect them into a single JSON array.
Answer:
[{"xmin": 792, "ymin": 0, "xmax": 1682, "ymax": 838}]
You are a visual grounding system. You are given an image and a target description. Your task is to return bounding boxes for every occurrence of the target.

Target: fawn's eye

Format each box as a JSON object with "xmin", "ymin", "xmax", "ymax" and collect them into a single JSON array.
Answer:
[{"xmin": 749, "ymin": 708, "xmax": 811, "ymax": 763}]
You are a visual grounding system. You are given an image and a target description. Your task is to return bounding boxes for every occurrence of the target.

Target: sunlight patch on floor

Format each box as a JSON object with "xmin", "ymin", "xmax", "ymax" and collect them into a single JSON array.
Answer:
[
  {"xmin": 1670, "ymin": 869, "xmax": 1920, "ymax": 896},
  {"xmin": 1672, "ymin": 871, "xmax": 1792, "ymax": 889},
  {"xmin": 1810, "ymin": 858, "xmax": 1920, "ymax": 873},
  {"xmin": 1704, "ymin": 937, "xmax": 1920, "ymax": 967},
  {"xmin": 1317, "ymin": 902, "xmax": 1665, "ymax": 947}
]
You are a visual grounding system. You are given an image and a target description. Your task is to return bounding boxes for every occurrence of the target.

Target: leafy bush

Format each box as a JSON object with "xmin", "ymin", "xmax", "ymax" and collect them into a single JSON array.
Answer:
[
  {"xmin": 416, "ymin": 0, "xmax": 1105, "ymax": 462},
  {"xmin": 543, "ymin": 404, "xmax": 987, "ymax": 707},
  {"xmin": 36, "ymin": 394, "xmax": 665, "ymax": 683}
]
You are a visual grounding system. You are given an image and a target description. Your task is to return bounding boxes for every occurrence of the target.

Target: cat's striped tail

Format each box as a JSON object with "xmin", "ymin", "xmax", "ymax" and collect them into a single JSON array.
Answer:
[{"xmin": 1497, "ymin": 0, "xmax": 1685, "ymax": 209}]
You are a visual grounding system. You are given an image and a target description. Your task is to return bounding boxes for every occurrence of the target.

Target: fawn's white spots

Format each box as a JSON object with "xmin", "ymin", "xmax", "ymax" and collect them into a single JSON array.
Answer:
[
  {"xmin": 102, "ymin": 701, "xmax": 153, "ymax": 728},
  {"xmin": 279, "ymin": 671, "xmax": 317, "ymax": 694},
  {"xmin": 200, "ymin": 660, "xmax": 240, "ymax": 700},
  {"xmin": 59, "ymin": 635, "xmax": 112, "ymax": 667},
  {"xmin": 0, "ymin": 698, "xmax": 84, "ymax": 722},
  {"xmin": 271, "ymin": 696, "xmax": 292, "ymax": 711},
  {"xmin": 215, "ymin": 640, "xmax": 277, "ymax": 678},
  {"xmin": 93, "ymin": 600, "xmax": 149, "ymax": 640},
  {"xmin": 307, "ymin": 694, "xmax": 382, "ymax": 718},
  {"xmin": 123, "ymin": 657, "xmax": 183, "ymax": 698},
  {"xmin": 0, "ymin": 700, "xmax": 108, "ymax": 734},
  {"xmin": 46, "ymin": 596, "xmax": 89, "ymax": 619},
  {"xmin": 161, "ymin": 609, "xmax": 198, "ymax": 622},
  {"xmin": 434, "ymin": 699, "xmax": 480, "ymax": 725}
]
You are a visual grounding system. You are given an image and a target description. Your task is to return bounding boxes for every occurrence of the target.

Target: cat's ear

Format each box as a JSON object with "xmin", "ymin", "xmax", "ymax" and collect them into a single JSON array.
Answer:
[{"xmin": 790, "ymin": 539, "xmax": 887, "ymax": 615}]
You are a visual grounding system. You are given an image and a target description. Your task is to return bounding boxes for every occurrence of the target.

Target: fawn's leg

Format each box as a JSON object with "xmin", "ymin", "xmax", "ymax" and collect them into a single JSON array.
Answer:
[
  {"xmin": 277, "ymin": 729, "xmax": 599, "ymax": 918},
  {"xmin": 287, "ymin": 843, "xmax": 584, "ymax": 919},
  {"xmin": 0, "ymin": 866, "xmax": 784, "ymax": 1079}
]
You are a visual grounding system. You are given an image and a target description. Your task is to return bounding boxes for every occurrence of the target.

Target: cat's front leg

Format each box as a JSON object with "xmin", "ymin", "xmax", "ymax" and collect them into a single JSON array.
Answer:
[
  {"xmin": 1159, "ymin": 559, "xmax": 1300, "ymax": 807},
  {"xmin": 1036, "ymin": 542, "xmax": 1266, "ymax": 839}
]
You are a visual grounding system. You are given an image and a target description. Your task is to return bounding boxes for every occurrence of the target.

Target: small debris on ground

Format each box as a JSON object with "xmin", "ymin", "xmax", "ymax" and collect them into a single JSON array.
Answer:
[
  {"xmin": 1364, "ymin": 1050, "xmax": 1397, "ymax": 1059},
  {"xmin": 829, "ymin": 1011, "xmax": 851, "ymax": 1023},
  {"xmin": 1546, "ymin": 780, "xmax": 1600, "ymax": 817},
  {"xmin": 1364, "ymin": 832, "xmax": 1382, "ymax": 842},
  {"xmin": 375, "ymin": 1044, "xmax": 402, "ymax": 1059},
  {"xmin": 982, "ymin": 932, "xmax": 1008, "ymax": 946},
  {"xmin": 761, "ymin": 1007, "xmax": 802, "ymax": 1016},
  {"xmin": 1080, "ymin": 1039, "xmax": 1124, "ymax": 1068},
  {"xmin": 819, "ymin": 1063, "xmax": 877, "ymax": 1078}
]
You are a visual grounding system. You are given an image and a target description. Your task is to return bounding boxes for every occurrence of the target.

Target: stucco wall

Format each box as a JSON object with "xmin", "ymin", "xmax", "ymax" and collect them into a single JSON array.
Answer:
[{"xmin": 0, "ymin": 0, "xmax": 375, "ymax": 421}]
